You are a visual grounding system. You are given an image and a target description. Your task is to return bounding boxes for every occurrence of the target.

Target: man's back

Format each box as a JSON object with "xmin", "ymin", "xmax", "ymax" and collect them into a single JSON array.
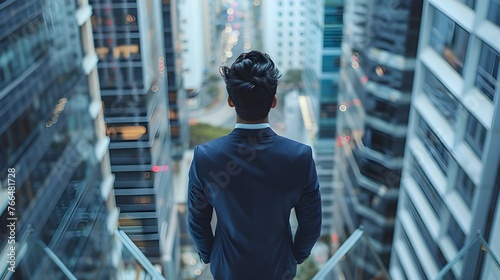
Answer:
[{"xmin": 188, "ymin": 127, "xmax": 322, "ymax": 280}]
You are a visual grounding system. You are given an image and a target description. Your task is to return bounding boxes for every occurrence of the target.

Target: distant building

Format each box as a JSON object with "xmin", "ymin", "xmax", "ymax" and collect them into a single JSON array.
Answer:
[
  {"xmin": 163, "ymin": 0, "xmax": 189, "ymax": 160},
  {"xmin": 315, "ymin": 0, "xmax": 344, "ymax": 236},
  {"xmin": 390, "ymin": 1, "xmax": 500, "ymax": 278},
  {"xmin": 0, "ymin": 0, "xmax": 118, "ymax": 278},
  {"xmin": 178, "ymin": 0, "xmax": 207, "ymax": 97},
  {"xmin": 90, "ymin": 0, "xmax": 179, "ymax": 277},
  {"xmin": 261, "ymin": 0, "xmax": 324, "ymax": 75},
  {"xmin": 333, "ymin": 0, "xmax": 423, "ymax": 276}
]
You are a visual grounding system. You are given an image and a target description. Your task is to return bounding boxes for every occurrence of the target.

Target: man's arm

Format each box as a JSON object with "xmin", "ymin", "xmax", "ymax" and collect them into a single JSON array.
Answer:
[
  {"xmin": 293, "ymin": 147, "xmax": 322, "ymax": 264},
  {"xmin": 187, "ymin": 147, "xmax": 214, "ymax": 263}
]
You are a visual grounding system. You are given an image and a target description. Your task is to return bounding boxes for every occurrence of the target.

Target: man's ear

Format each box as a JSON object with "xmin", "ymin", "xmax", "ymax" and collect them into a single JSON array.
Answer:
[
  {"xmin": 271, "ymin": 96, "xmax": 277, "ymax": 108},
  {"xmin": 228, "ymin": 96, "xmax": 235, "ymax": 107}
]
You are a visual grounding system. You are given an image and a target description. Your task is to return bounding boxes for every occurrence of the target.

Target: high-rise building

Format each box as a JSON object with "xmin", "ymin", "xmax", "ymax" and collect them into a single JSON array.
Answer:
[
  {"xmin": 89, "ymin": 0, "xmax": 179, "ymax": 276},
  {"xmin": 0, "ymin": 0, "xmax": 118, "ymax": 278},
  {"xmin": 261, "ymin": 0, "xmax": 324, "ymax": 74},
  {"xmin": 163, "ymin": 0, "xmax": 189, "ymax": 160},
  {"xmin": 333, "ymin": 0, "xmax": 423, "ymax": 275},
  {"xmin": 178, "ymin": 0, "xmax": 207, "ymax": 96},
  {"xmin": 315, "ymin": 0, "xmax": 344, "ymax": 236},
  {"xmin": 390, "ymin": 0, "xmax": 500, "ymax": 278}
]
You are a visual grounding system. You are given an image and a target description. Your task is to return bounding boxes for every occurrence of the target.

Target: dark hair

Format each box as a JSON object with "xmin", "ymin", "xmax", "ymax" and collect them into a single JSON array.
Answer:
[{"xmin": 220, "ymin": 51, "xmax": 281, "ymax": 121}]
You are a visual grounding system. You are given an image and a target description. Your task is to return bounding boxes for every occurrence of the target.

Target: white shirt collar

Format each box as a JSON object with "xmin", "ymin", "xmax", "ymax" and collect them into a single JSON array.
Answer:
[{"xmin": 234, "ymin": 123, "xmax": 271, "ymax": 129}]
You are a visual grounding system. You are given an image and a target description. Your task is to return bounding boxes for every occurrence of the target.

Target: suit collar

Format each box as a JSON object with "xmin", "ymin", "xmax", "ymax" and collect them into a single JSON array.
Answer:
[
  {"xmin": 229, "ymin": 127, "xmax": 277, "ymax": 137},
  {"xmin": 234, "ymin": 123, "xmax": 271, "ymax": 129}
]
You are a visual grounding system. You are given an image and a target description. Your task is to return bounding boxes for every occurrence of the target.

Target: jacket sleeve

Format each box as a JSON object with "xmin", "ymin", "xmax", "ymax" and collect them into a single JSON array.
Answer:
[
  {"xmin": 187, "ymin": 147, "xmax": 214, "ymax": 263},
  {"xmin": 293, "ymin": 146, "xmax": 322, "ymax": 264}
]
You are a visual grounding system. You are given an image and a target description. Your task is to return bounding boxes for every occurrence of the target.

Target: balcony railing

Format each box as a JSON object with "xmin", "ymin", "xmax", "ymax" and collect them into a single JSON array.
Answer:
[
  {"xmin": 1, "ymin": 228, "xmax": 165, "ymax": 280},
  {"xmin": 313, "ymin": 227, "xmax": 390, "ymax": 280},
  {"xmin": 313, "ymin": 228, "xmax": 500, "ymax": 279}
]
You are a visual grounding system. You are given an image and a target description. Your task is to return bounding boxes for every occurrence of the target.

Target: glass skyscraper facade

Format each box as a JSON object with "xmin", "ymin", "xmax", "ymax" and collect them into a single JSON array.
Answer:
[
  {"xmin": 163, "ymin": 0, "xmax": 189, "ymax": 160},
  {"xmin": 0, "ymin": 0, "xmax": 119, "ymax": 278},
  {"xmin": 89, "ymin": 0, "xmax": 179, "ymax": 276},
  {"xmin": 316, "ymin": 0, "xmax": 343, "ymax": 236},
  {"xmin": 390, "ymin": 0, "xmax": 500, "ymax": 278},
  {"xmin": 333, "ymin": 0, "xmax": 423, "ymax": 275}
]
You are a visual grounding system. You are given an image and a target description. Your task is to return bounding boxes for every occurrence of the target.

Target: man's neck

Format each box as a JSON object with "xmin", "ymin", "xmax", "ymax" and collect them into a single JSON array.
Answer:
[{"xmin": 236, "ymin": 116, "xmax": 269, "ymax": 124}]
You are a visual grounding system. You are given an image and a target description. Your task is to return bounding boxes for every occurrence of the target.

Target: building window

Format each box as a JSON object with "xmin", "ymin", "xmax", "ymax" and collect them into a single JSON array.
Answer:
[
  {"xmin": 456, "ymin": 168, "xmax": 475, "ymax": 208},
  {"xmin": 407, "ymin": 198, "xmax": 447, "ymax": 269},
  {"xmin": 322, "ymin": 55, "xmax": 341, "ymax": 72},
  {"xmin": 430, "ymin": 8, "xmax": 469, "ymax": 75},
  {"xmin": 352, "ymin": 148, "xmax": 401, "ymax": 188},
  {"xmin": 416, "ymin": 115, "xmax": 451, "ymax": 174},
  {"xmin": 423, "ymin": 67, "xmax": 459, "ymax": 124},
  {"xmin": 364, "ymin": 93, "xmax": 410, "ymax": 125},
  {"xmin": 410, "ymin": 156, "xmax": 445, "ymax": 218},
  {"xmin": 465, "ymin": 114, "xmax": 486, "ymax": 158},
  {"xmin": 448, "ymin": 214, "xmax": 465, "ymax": 249},
  {"xmin": 458, "ymin": 0, "xmax": 475, "ymax": 9},
  {"xmin": 323, "ymin": 27, "xmax": 343, "ymax": 48},
  {"xmin": 488, "ymin": 0, "xmax": 500, "ymax": 26},
  {"xmin": 392, "ymin": 252, "xmax": 408, "ymax": 280},
  {"xmin": 362, "ymin": 125, "xmax": 406, "ymax": 157},
  {"xmin": 475, "ymin": 42, "xmax": 498, "ymax": 102},
  {"xmin": 400, "ymin": 226, "xmax": 427, "ymax": 279}
]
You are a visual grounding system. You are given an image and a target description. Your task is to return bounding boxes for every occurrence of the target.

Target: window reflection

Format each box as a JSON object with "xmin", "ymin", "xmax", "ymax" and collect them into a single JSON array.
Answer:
[
  {"xmin": 422, "ymin": 67, "xmax": 459, "ymax": 124},
  {"xmin": 430, "ymin": 9, "xmax": 469, "ymax": 75},
  {"xmin": 465, "ymin": 114, "xmax": 486, "ymax": 158},
  {"xmin": 487, "ymin": 0, "xmax": 500, "ymax": 26},
  {"xmin": 406, "ymin": 197, "xmax": 447, "ymax": 269},
  {"xmin": 352, "ymin": 148, "xmax": 402, "ymax": 188},
  {"xmin": 416, "ymin": 115, "xmax": 451, "ymax": 174},
  {"xmin": 363, "ymin": 125, "xmax": 406, "ymax": 157},
  {"xmin": 448, "ymin": 213, "xmax": 465, "ymax": 249},
  {"xmin": 400, "ymin": 224, "xmax": 427, "ymax": 279},
  {"xmin": 475, "ymin": 42, "xmax": 498, "ymax": 102},
  {"xmin": 456, "ymin": 168, "xmax": 475, "ymax": 208},
  {"xmin": 363, "ymin": 93, "xmax": 410, "ymax": 125},
  {"xmin": 457, "ymin": 0, "xmax": 475, "ymax": 9},
  {"xmin": 409, "ymin": 154, "xmax": 444, "ymax": 219}
]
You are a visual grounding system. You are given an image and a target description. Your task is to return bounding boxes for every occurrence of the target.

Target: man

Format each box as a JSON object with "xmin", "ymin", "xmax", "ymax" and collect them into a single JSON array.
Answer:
[{"xmin": 188, "ymin": 51, "xmax": 322, "ymax": 280}]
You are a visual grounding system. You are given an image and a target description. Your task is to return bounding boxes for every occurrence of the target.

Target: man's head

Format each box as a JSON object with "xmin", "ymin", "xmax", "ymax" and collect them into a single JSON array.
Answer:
[{"xmin": 220, "ymin": 51, "xmax": 281, "ymax": 122}]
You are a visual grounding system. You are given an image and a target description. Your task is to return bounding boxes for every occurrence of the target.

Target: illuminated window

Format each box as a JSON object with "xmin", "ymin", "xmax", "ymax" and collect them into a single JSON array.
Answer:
[
  {"xmin": 106, "ymin": 125, "xmax": 148, "ymax": 141},
  {"xmin": 430, "ymin": 8, "xmax": 469, "ymax": 75}
]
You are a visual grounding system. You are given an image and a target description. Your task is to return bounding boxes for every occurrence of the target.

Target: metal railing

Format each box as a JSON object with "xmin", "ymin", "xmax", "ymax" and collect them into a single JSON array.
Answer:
[{"xmin": 313, "ymin": 227, "xmax": 500, "ymax": 280}]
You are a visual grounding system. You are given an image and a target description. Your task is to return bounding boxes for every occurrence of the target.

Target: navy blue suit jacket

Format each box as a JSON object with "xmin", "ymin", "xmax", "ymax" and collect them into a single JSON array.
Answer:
[{"xmin": 188, "ymin": 127, "xmax": 322, "ymax": 280}]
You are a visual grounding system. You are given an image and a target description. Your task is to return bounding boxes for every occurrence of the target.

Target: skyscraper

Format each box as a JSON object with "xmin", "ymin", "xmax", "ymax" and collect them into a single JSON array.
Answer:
[
  {"xmin": 0, "ymin": 0, "xmax": 118, "ymax": 278},
  {"xmin": 163, "ymin": 0, "xmax": 189, "ymax": 160},
  {"xmin": 178, "ymin": 0, "xmax": 207, "ymax": 97},
  {"xmin": 333, "ymin": 0, "xmax": 423, "ymax": 275},
  {"xmin": 390, "ymin": 0, "xmax": 500, "ymax": 278},
  {"xmin": 90, "ymin": 0, "xmax": 179, "ymax": 276},
  {"xmin": 315, "ymin": 0, "xmax": 344, "ymax": 236},
  {"xmin": 261, "ymin": 0, "xmax": 324, "ymax": 74}
]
